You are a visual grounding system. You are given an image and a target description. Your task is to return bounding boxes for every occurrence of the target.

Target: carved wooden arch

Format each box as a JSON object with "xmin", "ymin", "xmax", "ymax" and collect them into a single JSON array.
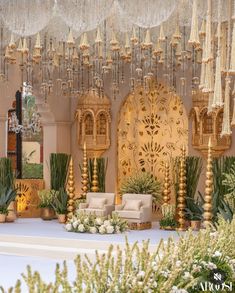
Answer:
[{"xmin": 95, "ymin": 109, "xmax": 111, "ymax": 122}]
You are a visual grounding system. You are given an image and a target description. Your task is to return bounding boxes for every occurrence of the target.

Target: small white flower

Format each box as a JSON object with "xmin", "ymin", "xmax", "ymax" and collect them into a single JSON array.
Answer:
[
  {"xmin": 152, "ymin": 281, "xmax": 157, "ymax": 288},
  {"xmin": 95, "ymin": 217, "xmax": 103, "ymax": 225},
  {"xmin": 89, "ymin": 226, "xmax": 97, "ymax": 234},
  {"xmin": 160, "ymin": 270, "xmax": 170, "ymax": 278},
  {"xmin": 206, "ymin": 262, "xmax": 217, "ymax": 270},
  {"xmin": 104, "ymin": 220, "xmax": 111, "ymax": 226},
  {"xmin": 137, "ymin": 271, "xmax": 145, "ymax": 280},
  {"xmin": 115, "ymin": 226, "xmax": 121, "ymax": 233},
  {"xmin": 106, "ymin": 225, "xmax": 114, "ymax": 234},
  {"xmin": 78, "ymin": 224, "xmax": 85, "ymax": 232},
  {"xmin": 72, "ymin": 220, "xmax": 79, "ymax": 229},
  {"xmin": 176, "ymin": 260, "xmax": 181, "ymax": 267},
  {"xmin": 192, "ymin": 264, "xmax": 201, "ymax": 273},
  {"xmin": 99, "ymin": 225, "xmax": 106, "ymax": 234},
  {"xmin": 213, "ymin": 251, "xmax": 222, "ymax": 258},
  {"xmin": 65, "ymin": 223, "xmax": 72, "ymax": 231},
  {"xmin": 84, "ymin": 218, "xmax": 89, "ymax": 224},
  {"xmin": 183, "ymin": 271, "xmax": 191, "ymax": 280},
  {"xmin": 153, "ymin": 265, "xmax": 158, "ymax": 272}
]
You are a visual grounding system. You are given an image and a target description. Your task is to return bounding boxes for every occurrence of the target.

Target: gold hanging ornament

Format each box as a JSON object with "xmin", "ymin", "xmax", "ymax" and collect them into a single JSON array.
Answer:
[
  {"xmin": 66, "ymin": 157, "xmax": 75, "ymax": 219},
  {"xmin": 91, "ymin": 158, "xmax": 99, "ymax": 192},
  {"xmin": 176, "ymin": 146, "xmax": 187, "ymax": 231},
  {"xmin": 203, "ymin": 137, "xmax": 213, "ymax": 228}
]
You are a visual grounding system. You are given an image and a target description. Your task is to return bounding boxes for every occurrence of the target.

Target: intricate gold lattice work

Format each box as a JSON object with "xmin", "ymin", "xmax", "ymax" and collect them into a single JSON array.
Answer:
[
  {"xmin": 85, "ymin": 113, "xmax": 94, "ymax": 135},
  {"xmin": 97, "ymin": 113, "xmax": 106, "ymax": 135},
  {"xmin": 117, "ymin": 83, "xmax": 188, "ymax": 200},
  {"xmin": 203, "ymin": 113, "xmax": 213, "ymax": 134}
]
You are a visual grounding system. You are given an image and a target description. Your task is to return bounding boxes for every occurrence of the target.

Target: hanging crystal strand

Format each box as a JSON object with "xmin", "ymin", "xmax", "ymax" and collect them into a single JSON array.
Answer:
[
  {"xmin": 202, "ymin": 0, "xmax": 214, "ymax": 113},
  {"xmin": 212, "ymin": 0, "xmax": 223, "ymax": 109},
  {"xmin": 231, "ymin": 82, "xmax": 235, "ymax": 126},
  {"xmin": 221, "ymin": 0, "xmax": 232, "ymax": 136},
  {"xmin": 221, "ymin": 77, "xmax": 232, "ymax": 136},
  {"xmin": 188, "ymin": 0, "xmax": 200, "ymax": 46},
  {"xmin": 229, "ymin": 0, "xmax": 235, "ymax": 74},
  {"xmin": 199, "ymin": 20, "xmax": 206, "ymax": 89},
  {"xmin": 221, "ymin": 23, "xmax": 227, "ymax": 72}
]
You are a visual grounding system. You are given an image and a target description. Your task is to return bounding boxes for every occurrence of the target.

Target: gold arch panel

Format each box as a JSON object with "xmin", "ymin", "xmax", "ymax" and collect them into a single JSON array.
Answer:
[{"xmin": 117, "ymin": 83, "xmax": 188, "ymax": 192}]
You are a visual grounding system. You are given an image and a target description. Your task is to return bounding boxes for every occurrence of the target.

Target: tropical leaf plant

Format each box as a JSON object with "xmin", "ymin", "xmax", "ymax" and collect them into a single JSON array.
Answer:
[
  {"xmin": 222, "ymin": 162, "xmax": 235, "ymax": 199},
  {"xmin": 0, "ymin": 157, "xmax": 14, "ymax": 189},
  {"xmin": 0, "ymin": 184, "xmax": 17, "ymax": 214},
  {"xmin": 120, "ymin": 171, "xmax": 161, "ymax": 204},
  {"xmin": 218, "ymin": 199, "xmax": 234, "ymax": 223},
  {"xmin": 81, "ymin": 157, "xmax": 108, "ymax": 192},
  {"xmin": 50, "ymin": 153, "xmax": 71, "ymax": 191},
  {"xmin": 51, "ymin": 188, "xmax": 68, "ymax": 215}
]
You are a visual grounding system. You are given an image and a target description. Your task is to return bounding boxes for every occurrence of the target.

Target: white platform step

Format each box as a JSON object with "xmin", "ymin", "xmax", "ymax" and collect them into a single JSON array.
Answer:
[{"xmin": 0, "ymin": 234, "xmax": 120, "ymax": 260}]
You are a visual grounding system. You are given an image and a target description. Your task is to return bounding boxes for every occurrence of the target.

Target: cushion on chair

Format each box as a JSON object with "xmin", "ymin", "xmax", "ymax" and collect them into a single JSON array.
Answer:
[
  {"xmin": 123, "ymin": 199, "xmax": 142, "ymax": 211},
  {"xmin": 83, "ymin": 209, "xmax": 106, "ymax": 217},
  {"xmin": 116, "ymin": 210, "xmax": 141, "ymax": 219},
  {"xmin": 88, "ymin": 197, "xmax": 107, "ymax": 209}
]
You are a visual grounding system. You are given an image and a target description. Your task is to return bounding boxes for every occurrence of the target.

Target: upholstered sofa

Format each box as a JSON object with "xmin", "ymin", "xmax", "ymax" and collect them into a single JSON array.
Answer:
[
  {"xmin": 113, "ymin": 193, "xmax": 152, "ymax": 224},
  {"xmin": 78, "ymin": 192, "xmax": 115, "ymax": 217}
]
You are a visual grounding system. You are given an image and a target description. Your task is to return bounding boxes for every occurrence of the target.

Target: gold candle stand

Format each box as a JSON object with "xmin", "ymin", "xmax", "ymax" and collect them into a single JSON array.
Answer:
[
  {"xmin": 162, "ymin": 162, "xmax": 171, "ymax": 205},
  {"xmin": 203, "ymin": 137, "xmax": 213, "ymax": 228},
  {"xmin": 81, "ymin": 142, "xmax": 89, "ymax": 198},
  {"xmin": 66, "ymin": 157, "xmax": 75, "ymax": 219},
  {"xmin": 176, "ymin": 146, "xmax": 186, "ymax": 231},
  {"xmin": 91, "ymin": 158, "xmax": 99, "ymax": 192}
]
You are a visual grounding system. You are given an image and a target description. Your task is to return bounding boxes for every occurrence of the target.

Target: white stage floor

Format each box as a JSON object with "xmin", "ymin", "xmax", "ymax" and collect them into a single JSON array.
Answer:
[{"xmin": 0, "ymin": 218, "xmax": 182, "ymax": 290}]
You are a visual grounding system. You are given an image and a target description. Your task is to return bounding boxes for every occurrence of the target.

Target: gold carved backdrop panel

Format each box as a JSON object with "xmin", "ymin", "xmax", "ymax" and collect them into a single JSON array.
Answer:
[{"xmin": 117, "ymin": 83, "xmax": 188, "ymax": 191}]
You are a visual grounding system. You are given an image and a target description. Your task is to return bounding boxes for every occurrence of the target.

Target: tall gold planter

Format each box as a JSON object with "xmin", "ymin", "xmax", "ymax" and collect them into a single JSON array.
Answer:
[{"xmin": 40, "ymin": 208, "xmax": 55, "ymax": 220}]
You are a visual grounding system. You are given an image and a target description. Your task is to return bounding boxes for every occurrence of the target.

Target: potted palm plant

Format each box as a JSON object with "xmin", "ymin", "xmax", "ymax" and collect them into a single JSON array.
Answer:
[
  {"xmin": 38, "ymin": 190, "xmax": 57, "ymax": 220},
  {"xmin": 51, "ymin": 188, "xmax": 68, "ymax": 223},
  {"xmin": 0, "ymin": 185, "xmax": 17, "ymax": 223}
]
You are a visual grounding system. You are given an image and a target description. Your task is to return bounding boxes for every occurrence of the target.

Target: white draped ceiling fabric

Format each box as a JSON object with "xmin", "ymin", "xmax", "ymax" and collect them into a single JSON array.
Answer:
[{"xmin": 0, "ymin": 0, "xmax": 230, "ymax": 39}]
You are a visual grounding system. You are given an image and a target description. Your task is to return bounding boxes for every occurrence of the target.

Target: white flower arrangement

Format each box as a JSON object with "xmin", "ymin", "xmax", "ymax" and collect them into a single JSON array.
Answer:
[{"xmin": 65, "ymin": 211, "xmax": 128, "ymax": 234}]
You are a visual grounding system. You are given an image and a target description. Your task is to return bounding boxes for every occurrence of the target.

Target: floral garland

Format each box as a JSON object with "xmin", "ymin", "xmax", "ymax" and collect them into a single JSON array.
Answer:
[{"xmin": 65, "ymin": 211, "xmax": 128, "ymax": 234}]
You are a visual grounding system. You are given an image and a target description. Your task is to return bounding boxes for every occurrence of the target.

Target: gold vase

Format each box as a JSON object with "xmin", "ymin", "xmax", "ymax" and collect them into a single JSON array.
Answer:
[
  {"xmin": 190, "ymin": 220, "xmax": 201, "ymax": 231},
  {"xmin": 0, "ymin": 214, "xmax": 6, "ymax": 223},
  {"xmin": 41, "ymin": 208, "xmax": 55, "ymax": 220},
  {"xmin": 6, "ymin": 201, "xmax": 17, "ymax": 222}
]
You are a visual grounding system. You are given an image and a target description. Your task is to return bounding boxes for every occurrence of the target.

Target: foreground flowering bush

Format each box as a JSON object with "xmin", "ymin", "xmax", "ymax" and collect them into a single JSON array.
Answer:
[
  {"xmin": 3, "ymin": 217, "xmax": 235, "ymax": 293},
  {"xmin": 65, "ymin": 211, "xmax": 128, "ymax": 234}
]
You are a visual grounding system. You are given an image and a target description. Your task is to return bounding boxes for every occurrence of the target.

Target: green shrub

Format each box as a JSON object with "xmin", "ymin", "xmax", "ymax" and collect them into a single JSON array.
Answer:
[{"xmin": 120, "ymin": 171, "xmax": 161, "ymax": 204}]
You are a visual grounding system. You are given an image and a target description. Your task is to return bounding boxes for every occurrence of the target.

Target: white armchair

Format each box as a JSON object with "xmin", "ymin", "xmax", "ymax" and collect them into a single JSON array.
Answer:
[
  {"xmin": 78, "ymin": 192, "xmax": 115, "ymax": 217},
  {"xmin": 113, "ymin": 194, "xmax": 152, "ymax": 226}
]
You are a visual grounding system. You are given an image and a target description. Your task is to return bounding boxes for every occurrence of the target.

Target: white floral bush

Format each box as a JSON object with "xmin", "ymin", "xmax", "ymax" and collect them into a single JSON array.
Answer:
[
  {"xmin": 3, "ymin": 217, "xmax": 235, "ymax": 292},
  {"xmin": 65, "ymin": 211, "xmax": 128, "ymax": 234}
]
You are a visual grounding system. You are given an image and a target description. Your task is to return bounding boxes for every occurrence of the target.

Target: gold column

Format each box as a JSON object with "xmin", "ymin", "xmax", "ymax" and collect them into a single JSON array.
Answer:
[
  {"xmin": 66, "ymin": 157, "xmax": 75, "ymax": 219},
  {"xmin": 91, "ymin": 158, "xmax": 99, "ymax": 192},
  {"xmin": 176, "ymin": 145, "xmax": 186, "ymax": 231},
  {"xmin": 203, "ymin": 137, "xmax": 213, "ymax": 227},
  {"xmin": 162, "ymin": 162, "xmax": 171, "ymax": 205},
  {"xmin": 81, "ymin": 142, "xmax": 89, "ymax": 198}
]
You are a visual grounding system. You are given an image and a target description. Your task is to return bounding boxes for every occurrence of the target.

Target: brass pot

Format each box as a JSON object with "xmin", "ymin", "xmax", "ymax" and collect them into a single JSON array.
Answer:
[
  {"xmin": 57, "ymin": 214, "xmax": 66, "ymax": 223},
  {"xmin": 6, "ymin": 201, "xmax": 17, "ymax": 222},
  {"xmin": 0, "ymin": 213, "xmax": 6, "ymax": 223},
  {"xmin": 190, "ymin": 220, "xmax": 201, "ymax": 231},
  {"xmin": 41, "ymin": 208, "xmax": 55, "ymax": 220}
]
